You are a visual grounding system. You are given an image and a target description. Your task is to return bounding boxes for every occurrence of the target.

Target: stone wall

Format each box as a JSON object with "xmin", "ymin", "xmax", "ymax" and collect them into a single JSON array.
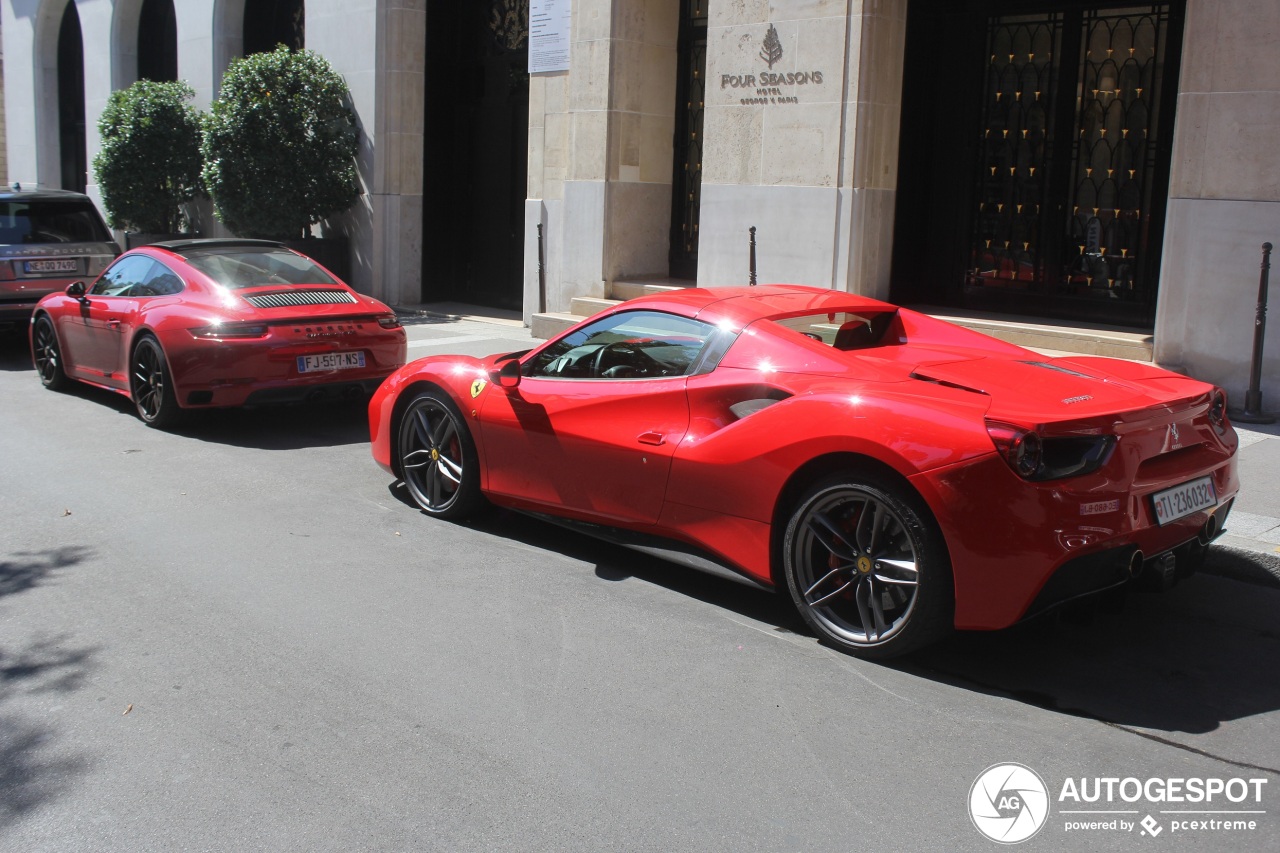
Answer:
[{"xmin": 1154, "ymin": 0, "xmax": 1280, "ymax": 405}]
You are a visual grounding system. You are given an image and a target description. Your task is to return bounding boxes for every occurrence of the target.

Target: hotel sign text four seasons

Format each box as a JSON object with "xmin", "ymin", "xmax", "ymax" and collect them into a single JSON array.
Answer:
[{"xmin": 719, "ymin": 24, "xmax": 828, "ymax": 105}]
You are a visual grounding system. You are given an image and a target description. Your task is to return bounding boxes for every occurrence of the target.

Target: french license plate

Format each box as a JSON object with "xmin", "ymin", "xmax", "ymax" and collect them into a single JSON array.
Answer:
[
  {"xmin": 1151, "ymin": 476, "xmax": 1217, "ymax": 526},
  {"xmin": 297, "ymin": 351, "xmax": 366, "ymax": 373},
  {"xmin": 25, "ymin": 259, "xmax": 78, "ymax": 274}
]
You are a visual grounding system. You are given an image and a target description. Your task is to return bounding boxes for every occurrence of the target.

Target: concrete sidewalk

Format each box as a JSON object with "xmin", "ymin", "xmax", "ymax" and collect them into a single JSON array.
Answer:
[
  {"xmin": 396, "ymin": 303, "xmax": 1280, "ymax": 589},
  {"xmin": 1211, "ymin": 420, "xmax": 1280, "ymax": 588}
]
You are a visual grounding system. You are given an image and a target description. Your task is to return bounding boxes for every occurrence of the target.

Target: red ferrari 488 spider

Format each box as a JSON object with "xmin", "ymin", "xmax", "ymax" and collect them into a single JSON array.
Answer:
[
  {"xmin": 369, "ymin": 285, "xmax": 1239, "ymax": 658},
  {"xmin": 31, "ymin": 239, "xmax": 406, "ymax": 426}
]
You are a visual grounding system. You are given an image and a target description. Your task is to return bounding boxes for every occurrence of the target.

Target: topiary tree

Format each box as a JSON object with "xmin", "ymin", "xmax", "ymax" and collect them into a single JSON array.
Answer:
[
  {"xmin": 202, "ymin": 46, "xmax": 360, "ymax": 240},
  {"xmin": 93, "ymin": 80, "xmax": 203, "ymax": 234}
]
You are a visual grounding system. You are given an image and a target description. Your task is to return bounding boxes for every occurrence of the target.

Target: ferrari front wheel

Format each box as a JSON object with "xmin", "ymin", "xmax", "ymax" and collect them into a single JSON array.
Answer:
[
  {"xmin": 783, "ymin": 473, "xmax": 952, "ymax": 659},
  {"xmin": 32, "ymin": 316, "xmax": 68, "ymax": 391},
  {"xmin": 130, "ymin": 336, "xmax": 182, "ymax": 428},
  {"xmin": 397, "ymin": 389, "xmax": 484, "ymax": 519}
]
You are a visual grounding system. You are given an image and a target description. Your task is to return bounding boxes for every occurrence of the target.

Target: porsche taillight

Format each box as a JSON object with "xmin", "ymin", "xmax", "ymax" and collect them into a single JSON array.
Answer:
[
  {"xmin": 986, "ymin": 420, "xmax": 1116, "ymax": 481},
  {"xmin": 377, "ymin": 315, "xmax": 402, "ymax": 330},
  {"xmin": 190, "ymin": 322, "xmax": 269, "ymax": 339}
]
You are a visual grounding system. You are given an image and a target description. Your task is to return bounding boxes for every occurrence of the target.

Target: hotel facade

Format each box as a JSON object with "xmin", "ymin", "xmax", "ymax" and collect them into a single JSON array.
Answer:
[{"xmin": 4, "ymin": 0, "xmax": 1278, "ymax": 407}]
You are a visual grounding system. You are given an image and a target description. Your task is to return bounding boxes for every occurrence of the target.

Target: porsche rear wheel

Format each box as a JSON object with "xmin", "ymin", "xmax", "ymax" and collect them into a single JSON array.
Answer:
[
  {"xmin": 783, "ymin": 472, "xmax": 952, "ymax": 659},
  {"xmin": 130, "ymin": 336, "xmax": 182, "ymax": 428},
  {"xmin": 397, "ymin": 389, "xmax": 484, "ymax": 519},
  {"xmin": 32, "ymin": 316, "xmax": 68, "ymax": 391}
]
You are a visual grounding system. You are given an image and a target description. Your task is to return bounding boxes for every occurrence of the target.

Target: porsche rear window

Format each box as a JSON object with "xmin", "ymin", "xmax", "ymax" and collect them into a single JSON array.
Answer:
[
  {"xmin": 182, "ymin": 247, "xmax": 337, "ymax": 289},
  {"xmin": 0, "ymin": 200, "xmax": 112, "ymax": 245},
  {"xmin": 774, "ymin": 310, "xmax": 897, "ymax": 351}
]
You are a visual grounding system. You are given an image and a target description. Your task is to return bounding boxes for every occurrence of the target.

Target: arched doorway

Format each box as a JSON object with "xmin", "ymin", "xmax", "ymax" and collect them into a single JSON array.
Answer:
[
  {"xmin": 244, "ymin": 0, "xmax": 305, "ymax": 54},
  {"xmin": 138, "ymin": 0, "xmax": 178, "ymax": 82},
  {"xmin": 57, "ymin": 1, "xmax": 86, "ymax": 193}
]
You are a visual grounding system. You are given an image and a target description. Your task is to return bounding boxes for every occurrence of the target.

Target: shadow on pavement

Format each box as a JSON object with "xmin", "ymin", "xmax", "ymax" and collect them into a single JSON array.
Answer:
[
  {"xmin": 901, "ymin": 574, "xmax": 1280, "ymax": 749},
  {"xmin": 174, "ymin": 401, "xmax": 371, "ymax": 450},
  {"xmin": 0, "ymin": 546, "xmax": 94, "ymax": 600},
  {"xmin": 0, "ymin": 547, "xmax": 99, "ymax": 823},
  {"xmin": 387, "ymin": 491, "xmax": 1280, "ymax": 752},
  {"xmin": 0, "ymin": 326, "xmax": 33, "ymax": 372}
]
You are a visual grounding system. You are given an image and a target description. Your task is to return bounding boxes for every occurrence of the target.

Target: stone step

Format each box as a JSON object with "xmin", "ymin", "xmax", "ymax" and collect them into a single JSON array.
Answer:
[
  {"xmin": 529, "ymin": 311, "xmax": 582, "ymax": 340},
  {"xmin": 931, "ymin": 312, "xmax": 1155, "ymax": 361},
  {"xmin": 569, "ymin": 296, "xmax": 622, "ymax": 317},
  {"xmin": 536, "ymin": 292, "xmax": 1153, "ymax": 361},
  {"xmin": 610, "ymin": 278, "xmax": 694, "ymax": 301}
]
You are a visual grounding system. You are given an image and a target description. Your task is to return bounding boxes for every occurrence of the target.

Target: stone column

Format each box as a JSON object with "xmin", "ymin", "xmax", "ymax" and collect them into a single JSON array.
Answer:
[{"xmin": 1154, "ymin": 0, "xmax": 1280, "ymax": 403}]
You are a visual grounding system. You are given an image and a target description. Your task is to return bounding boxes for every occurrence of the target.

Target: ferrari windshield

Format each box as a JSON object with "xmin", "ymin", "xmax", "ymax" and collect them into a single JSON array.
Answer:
[
  {"xmin": 0, "ymin": 200, "xmax": 113, "ymax": 245},
  {"xmin": 182, "ymin": 246, "xmax": 338, "ymax": 289}
]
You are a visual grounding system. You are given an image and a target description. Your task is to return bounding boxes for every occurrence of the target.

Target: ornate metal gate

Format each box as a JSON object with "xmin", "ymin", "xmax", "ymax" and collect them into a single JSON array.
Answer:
[{"xmin": 967, "ymin": 4, "xmax": 1179, "ymax": 325}]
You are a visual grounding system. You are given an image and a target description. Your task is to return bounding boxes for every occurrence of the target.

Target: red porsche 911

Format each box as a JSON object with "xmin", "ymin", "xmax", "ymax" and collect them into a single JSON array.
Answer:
[
  {"xmin": 369, "ymin": 285, "xmax": 1239, "ymax": 659},
  {"xmin": 31, "ymin": 239, "xmax": 406, "ymax": 427}
]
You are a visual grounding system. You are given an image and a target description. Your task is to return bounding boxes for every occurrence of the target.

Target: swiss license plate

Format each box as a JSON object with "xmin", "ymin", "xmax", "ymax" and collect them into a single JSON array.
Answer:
[
  {"xmin": 25, "ymin": 259, "xmax": 78, "ymax": 274},
  {"xmin": 297, "ymin": 351, "xmax": 366, "ymax": 373},
  {"xmin": 1151, "ymin": 476, "xmax": 1217, "ymax": 526}
]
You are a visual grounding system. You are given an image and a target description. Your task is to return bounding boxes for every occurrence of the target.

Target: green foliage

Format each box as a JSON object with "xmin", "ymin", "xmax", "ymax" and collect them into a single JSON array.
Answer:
[
  {"xmin": 202, "ymin": 47, "xmax": 360, "ymax": 240},
  {"xmin": 93, "ymin": 80, "xmax": 203, "ymax": 234}
]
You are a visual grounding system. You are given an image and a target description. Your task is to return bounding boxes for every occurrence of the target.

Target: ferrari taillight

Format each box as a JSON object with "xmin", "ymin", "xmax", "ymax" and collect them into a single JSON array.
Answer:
[
  {"xmin": 986, "ymin": 420, "xmax": 1115, "ymax": 481},
  {"xmin": 1209, "ymin": 389, "xmax": 1229, "ymax": 433},
  {"xmin": 986, "ymin": 422, "xmax": 1042, "ymax": 479}
]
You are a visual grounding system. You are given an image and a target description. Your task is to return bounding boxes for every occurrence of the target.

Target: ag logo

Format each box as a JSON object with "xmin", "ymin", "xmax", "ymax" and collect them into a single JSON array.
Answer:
[
  {"xmin": 969, "ymin": 763, "xmax": 1050, "ymax": 844},
  {"xmin": 470, "ymin": 378, "xmax": 487, "ymax": 398}
]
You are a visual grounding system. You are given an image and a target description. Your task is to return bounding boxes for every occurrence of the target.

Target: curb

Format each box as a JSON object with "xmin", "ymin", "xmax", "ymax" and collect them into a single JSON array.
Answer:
[{"xmin": 1203, "ymin": 543, "xmax": 1280, "ymax": 589}]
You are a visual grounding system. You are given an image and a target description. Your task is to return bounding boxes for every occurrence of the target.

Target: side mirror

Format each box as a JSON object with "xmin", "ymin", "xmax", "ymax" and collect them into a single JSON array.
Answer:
[
  {"xmin": 490, "ymin": 358, "xmax": 522, "ymax": 389},
  {"xmin": 66, "ymin": 281, "xmax": 87, "ymax": 300}
]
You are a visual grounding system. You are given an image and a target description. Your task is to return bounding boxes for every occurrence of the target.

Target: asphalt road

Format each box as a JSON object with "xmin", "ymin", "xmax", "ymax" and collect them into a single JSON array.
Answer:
[{"xmin": 1, "ymin": 321, "xmax": 1278, "ymax": 852}]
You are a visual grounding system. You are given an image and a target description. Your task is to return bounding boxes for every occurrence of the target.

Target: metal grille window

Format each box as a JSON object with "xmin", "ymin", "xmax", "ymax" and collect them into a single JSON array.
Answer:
[
  {"xmin": 669, "ymin": 0, "xmax": 708, "ymax": 280},
  {"xmin": 967, "ymin": 4, "xmax": 1177, "ymax": 325}
]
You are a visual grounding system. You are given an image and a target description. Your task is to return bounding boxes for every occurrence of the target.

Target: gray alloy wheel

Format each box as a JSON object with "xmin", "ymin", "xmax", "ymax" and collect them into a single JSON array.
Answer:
[
  {"xmin": 130, "ymin": 336, "xmax": 182, "ymax": 428},
  {"xmin": 783, "ymin": 472, "xmax": 952, "ymax": 659},
  {"xmin": 32, "ymin": 315, "xmax": 68, "ymax": 390},
  {"xmin": 397, "ymin": 389, "xmax": 484, "ymax": 519}
]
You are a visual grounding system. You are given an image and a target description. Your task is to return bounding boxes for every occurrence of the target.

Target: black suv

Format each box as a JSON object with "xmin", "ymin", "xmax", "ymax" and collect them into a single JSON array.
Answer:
[{"xmin": 0, "ymin": 188, "xmax": 120, "ymax": 329}]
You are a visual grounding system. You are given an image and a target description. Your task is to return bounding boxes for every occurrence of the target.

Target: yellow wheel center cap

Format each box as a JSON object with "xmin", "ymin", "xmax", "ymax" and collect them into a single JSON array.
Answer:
[
  {"xmin": 430, "ymin": 448, "xmax": 439, "ymax": 461},
  {"xmin": 857, "ymin": 556, "xmax": 873, "ymax": 574}
]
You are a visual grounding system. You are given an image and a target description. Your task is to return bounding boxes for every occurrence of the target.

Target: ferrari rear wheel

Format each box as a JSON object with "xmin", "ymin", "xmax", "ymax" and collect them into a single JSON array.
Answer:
[
  {"xmin": 397, "ymin": 389, "xmax": 484, "ymax": 519},
  {"xmin": 130, "ymin": 336, "xmax": 182, "ymax": 428},
  {"xmin": 32, "ymin": 315, "xmax": 68, "ymax": 391},
  {"xmin": 783, "ymin": 472, "xmax": 952, "ymax": 659}
]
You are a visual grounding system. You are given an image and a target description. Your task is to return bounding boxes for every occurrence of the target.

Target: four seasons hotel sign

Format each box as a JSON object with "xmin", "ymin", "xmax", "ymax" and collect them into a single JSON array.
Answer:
[{"xmin": 718, "ymin": 24, "xmax": 829, "ymax": 106}]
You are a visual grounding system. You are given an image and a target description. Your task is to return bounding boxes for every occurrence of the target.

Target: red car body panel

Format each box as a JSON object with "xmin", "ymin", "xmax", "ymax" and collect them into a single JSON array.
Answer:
[
  {"xmin": 369, "ymin": 285, "xmax": 1239, "ymax": 630},
  {"xmin": 33, "ymin": 242, "xmax": 406, "ymax": 409}
]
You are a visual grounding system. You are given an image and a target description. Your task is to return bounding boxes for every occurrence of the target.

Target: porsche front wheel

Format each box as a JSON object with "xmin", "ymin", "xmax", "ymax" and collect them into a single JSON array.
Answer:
[
  {"xmin": 397, "ymin": 389, "xmax": 484, "ymax": 519},
  {"xmin": 32, "ymin": 316, "xmax": 68, "ymax": 391},
  {"xmin": 783, "ymin": 473, "xmax": 952, "ymax": 659},
  {"xmin": 130, "ymin": 336, "xmax": 182, "ymax": 428}
]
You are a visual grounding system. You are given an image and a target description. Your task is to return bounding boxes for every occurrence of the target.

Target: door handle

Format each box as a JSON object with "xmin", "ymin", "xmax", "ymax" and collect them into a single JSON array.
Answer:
[
  {"xmin": 638, "ymin": 431, "xmax": 665, "ymax": 446},
  {"xmin": 107, "ymin": 319, "xmax": 122, "ymax": 329}
]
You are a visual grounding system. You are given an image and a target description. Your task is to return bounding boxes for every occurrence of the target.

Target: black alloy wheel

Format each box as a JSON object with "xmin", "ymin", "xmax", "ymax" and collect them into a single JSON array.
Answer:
[
  {"xmin": 397, "ymin": 389, "xmax": 484, "ymax": 519},
  {"xmin": 130, "ymin": 336, "xmax": 182, "ymax": 428},
  {"xmin": 32, "ymin": 315, "xmax": 69, "ymax": 390},
  {"xmin": 783, "ymin": 472, "xmax": 952, "ymax": 659}
]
